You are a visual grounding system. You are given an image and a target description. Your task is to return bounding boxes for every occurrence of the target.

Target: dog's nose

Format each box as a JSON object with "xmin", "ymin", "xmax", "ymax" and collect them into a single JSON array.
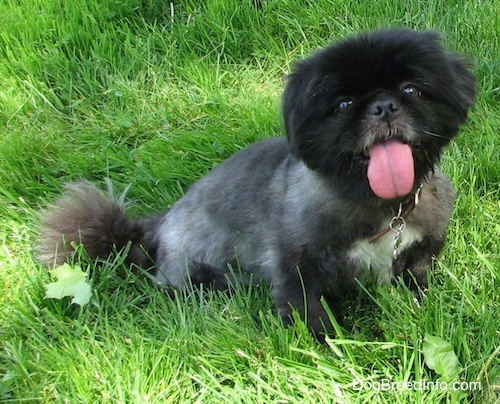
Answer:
[{"xmin": 369, "ymin": 99, "xmax": 400, "ymax": 119}]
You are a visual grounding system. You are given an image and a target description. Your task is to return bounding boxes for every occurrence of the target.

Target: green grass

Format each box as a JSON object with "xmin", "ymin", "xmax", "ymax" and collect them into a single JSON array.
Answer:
[{"xmin": 1, "ymin": 0, "xmax": 499, "ymax": 402}]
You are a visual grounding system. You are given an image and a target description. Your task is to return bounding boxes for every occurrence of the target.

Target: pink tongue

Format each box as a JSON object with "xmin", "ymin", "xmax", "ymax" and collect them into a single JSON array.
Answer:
[{"xmin": 367, "ymin": 140, "xmax": 415, "ymax": 199}]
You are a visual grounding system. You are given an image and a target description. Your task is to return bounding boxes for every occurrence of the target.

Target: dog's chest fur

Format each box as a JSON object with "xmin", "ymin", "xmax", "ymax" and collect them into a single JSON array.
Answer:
[{"xmin": 347, "ymin": 223, "xmax": 423, "ymax": 284}]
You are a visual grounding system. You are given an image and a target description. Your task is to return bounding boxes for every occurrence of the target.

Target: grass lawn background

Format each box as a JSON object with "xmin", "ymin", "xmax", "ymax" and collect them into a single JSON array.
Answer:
[{"xmin": 0, "ymin": 0, "xmax": 499, "ymax": 402}]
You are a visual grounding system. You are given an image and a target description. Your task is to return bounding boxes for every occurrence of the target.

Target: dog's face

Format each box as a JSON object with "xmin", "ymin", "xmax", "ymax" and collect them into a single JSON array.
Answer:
[{"xmin": 283, "ymin": 29, "xmax": 476, "ymax": 200}]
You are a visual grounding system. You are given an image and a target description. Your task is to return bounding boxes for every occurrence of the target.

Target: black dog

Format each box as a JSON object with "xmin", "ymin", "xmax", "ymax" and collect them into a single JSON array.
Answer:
[{"xmin": 37, "ymin": 29, "xmax": 475, "ymax": 336}]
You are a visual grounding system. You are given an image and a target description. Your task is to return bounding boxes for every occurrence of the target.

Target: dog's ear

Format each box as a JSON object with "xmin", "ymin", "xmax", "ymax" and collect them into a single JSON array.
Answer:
[
  {"xmin": 282, "ymin": 66, "xmax": 310, "ymax": 139},
  {"xmin": 282, "ymin": 59, "xmax": 321, "ymax": 156},
  {"xmin": 448, "ymin": 56, "xmax": 477, "ymax": 116},
  {"xmin": 415, "ymin": 31, "xmax": 476, "ymax": 121},
  {"xmin": 423, "ymin": 31, "xmax": 476, "ymax": 113}
]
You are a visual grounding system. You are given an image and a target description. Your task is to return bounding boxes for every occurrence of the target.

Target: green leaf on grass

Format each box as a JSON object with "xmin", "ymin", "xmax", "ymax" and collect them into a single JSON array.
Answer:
[
  {"xmin": 45, "ymin": 264, "xmax": 92, "ymax": 306},
  {"xmin": 422, "ymin": 334, "xmax": 461, "ymax": 382}
]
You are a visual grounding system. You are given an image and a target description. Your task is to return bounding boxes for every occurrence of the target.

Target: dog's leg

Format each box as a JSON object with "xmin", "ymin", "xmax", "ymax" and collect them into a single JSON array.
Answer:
[
  {"xmin": 394, "ymin": 236, "xmax": 446, "ymax": 293},
  {"xmin": 187, "ymin": 261, "xmax": 232, "ymax": 291},
  {"xmin": 272, "ymin": 269, "xmax": 340, "ymax": 339}
]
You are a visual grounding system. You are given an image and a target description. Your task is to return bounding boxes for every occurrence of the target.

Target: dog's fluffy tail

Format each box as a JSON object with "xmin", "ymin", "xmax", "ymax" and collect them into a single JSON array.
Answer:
[{"xmin": 36, "ymin": 182, "xmax": 156, "ymax": 268}]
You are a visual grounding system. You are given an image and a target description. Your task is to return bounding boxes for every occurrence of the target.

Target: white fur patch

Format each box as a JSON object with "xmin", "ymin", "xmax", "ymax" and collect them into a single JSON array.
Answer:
[{"xmin": 347, "ymin": 224, "xmax": 423, "ymax": 284}]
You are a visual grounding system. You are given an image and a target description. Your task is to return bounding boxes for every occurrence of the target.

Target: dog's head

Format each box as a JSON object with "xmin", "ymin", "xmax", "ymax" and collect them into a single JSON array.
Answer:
[{"xmin": 283, "ymin": 29, "xmax": 476, "ymax": 200}]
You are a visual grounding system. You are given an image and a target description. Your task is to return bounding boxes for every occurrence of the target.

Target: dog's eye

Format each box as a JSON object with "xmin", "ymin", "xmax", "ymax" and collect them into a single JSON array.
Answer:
[
  {"xmin": 338, "ymin": 99, "xmax": 354, "ymax": 109},
  {"xmin": 401, "ymin": 84, "xmax": 421, "ymax": 96}
]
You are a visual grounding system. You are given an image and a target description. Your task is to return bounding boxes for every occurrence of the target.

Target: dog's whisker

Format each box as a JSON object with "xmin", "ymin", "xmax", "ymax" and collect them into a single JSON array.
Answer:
[{"xmin": 422, "ymin": 130, "xmax": 449, "ymax": 139}]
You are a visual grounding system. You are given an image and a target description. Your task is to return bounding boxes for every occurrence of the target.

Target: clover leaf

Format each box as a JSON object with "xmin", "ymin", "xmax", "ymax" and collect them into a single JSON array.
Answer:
[
  {"xmin": 422, "ymin": 333, "xmax": 461, "ymax": 382},
  {"xmin": 45, "ymin": 264, "xmax": 92, "ymax": 306}
]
